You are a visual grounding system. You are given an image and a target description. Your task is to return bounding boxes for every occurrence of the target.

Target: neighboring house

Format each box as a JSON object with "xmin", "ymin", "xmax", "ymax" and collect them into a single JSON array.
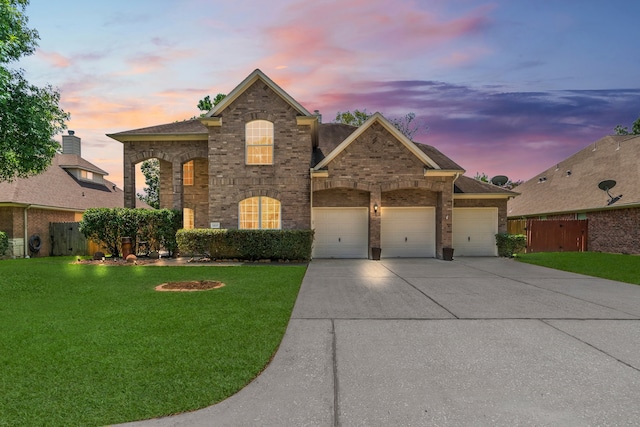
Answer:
[
  {"xmin": 108, "ymin": 69, "xmax": 516, "ymax": 259},
  {"xmin": 508, "ymin": 134, "xmax": 640, "ymax": 254},
  {"xmin": 0, "ymin": 132, "xmax": 137, "ymax": 257}
]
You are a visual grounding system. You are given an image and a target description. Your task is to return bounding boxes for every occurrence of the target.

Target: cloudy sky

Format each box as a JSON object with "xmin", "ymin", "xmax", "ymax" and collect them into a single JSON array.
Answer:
[{"xmin": 17, "ymin": 0, "xmax": 640, "ymax": 187}]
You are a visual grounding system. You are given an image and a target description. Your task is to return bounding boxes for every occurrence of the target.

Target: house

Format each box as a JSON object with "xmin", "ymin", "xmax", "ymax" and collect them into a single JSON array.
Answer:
[
  {"xmin": 507, "ymin": 134, "xmax": 640, "ymax": 254},
  {"xmin": 108, "ymin": 69, "xmax": 516, "ymax": 259},
  {"xmin": 0, "ymin": 131, "xmax": 137, "ymax": 257}
]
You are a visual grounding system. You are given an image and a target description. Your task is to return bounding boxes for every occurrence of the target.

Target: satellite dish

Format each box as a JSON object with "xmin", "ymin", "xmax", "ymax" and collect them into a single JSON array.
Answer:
[
  {"xmin": 598, "ymin": 179, "xmax": 623, "ymax": 206},
  {"xmin": 491, "ymin": 175, "xmax": 509, "ymax": 186},
  {"xmin": 597, "ymin": 180, "xmax": 616, "ymax": 191}
]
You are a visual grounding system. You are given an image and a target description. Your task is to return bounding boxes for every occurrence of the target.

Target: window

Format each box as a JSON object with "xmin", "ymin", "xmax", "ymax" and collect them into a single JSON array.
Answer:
[
  {"xmin": 183, "ymin": 208, "xmax": 194, "ymax": 229},
  {"xmin": 183, "ymin": 161, "xmax": 194, "ymax": 186},
  {"xmin": 81, "ymin": 170, "xmax": 93, "ymax": 180},
  {"xmin": 239, "ymin": 197, "xmax": 281, "ymax": 229},
  {"xmin": 245, "ymin": 120, "xmax": 273, "ymax": 165},
  {"xmin": 577, "ymin": 213, "xmax": 587, "ymax": 220}
]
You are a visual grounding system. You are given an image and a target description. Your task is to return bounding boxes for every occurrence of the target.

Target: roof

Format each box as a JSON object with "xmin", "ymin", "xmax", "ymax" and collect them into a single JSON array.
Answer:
[
  {"xmin": 313, "ymin": 113, "xmax": 464, "ymax": 172},
  {"xmin": 0, "ymin": 154, "xmax": 145, "ymax": 211},
  {"xmin": 58, "ymin": 154, "xmax": 109, "ymax": 175},
  {"xmin": 107, "ymin": 119, "xmax": 208, "ymax": 142},
  {"xmin": 508, "ymin": 135, "xmax": 640, "ymax": 217},
  {"xmin": 454, "ymin": 175, "xmax": 518, "ymax": 198}
]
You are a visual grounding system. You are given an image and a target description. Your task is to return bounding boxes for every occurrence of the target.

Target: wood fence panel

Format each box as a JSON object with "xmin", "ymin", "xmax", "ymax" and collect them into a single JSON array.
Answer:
[
  {"xmin": 526, "ymin": 219, "xmax": 588, "ymax": 253},
  {"xmin": 50, "ymin": 222, "xmax": 89, "ymax": 256},
  {"xmin": 507, "ymin": 219, "xmax": 526, "ymax": 235}
]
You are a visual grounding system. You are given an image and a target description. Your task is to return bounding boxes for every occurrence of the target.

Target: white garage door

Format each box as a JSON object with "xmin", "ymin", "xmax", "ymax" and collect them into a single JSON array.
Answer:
[
  {"xmin": 381, "ymin": 207, "xmax": 436, "ymax": 258},
  {"xmin": 312, "ymin": 208, "xmax": 368, "ymax": 258},
  {"xmin": 453, "ymin": 208, "xmax": 498, "ymax": 256}
]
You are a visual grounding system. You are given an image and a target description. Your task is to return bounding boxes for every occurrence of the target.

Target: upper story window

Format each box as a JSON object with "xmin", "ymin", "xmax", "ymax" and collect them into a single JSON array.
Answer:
[
  {"xmin": 183, "ymin": 160, "xmax": 194, "ymax": 186},
  {"xmin": 246, "ymin": 120, "xmax": 273, "ymax": 165},
  {"xmin": 239, "ymin": 196, "xmax": 281, "ymax": 229},
  {"xmin": 81, "ymin": 170, "xmax": 94, "ymax": 180}
]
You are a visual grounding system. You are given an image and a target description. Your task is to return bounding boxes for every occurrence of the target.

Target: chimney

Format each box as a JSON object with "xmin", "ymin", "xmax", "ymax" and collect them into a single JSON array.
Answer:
[
  {"xmin": 313, "ymin": 110, "xmax": 322, "ymax": 124},
  {"xmin": 62, "ymin": 130, "xmax": 81, "ymax": 156}
]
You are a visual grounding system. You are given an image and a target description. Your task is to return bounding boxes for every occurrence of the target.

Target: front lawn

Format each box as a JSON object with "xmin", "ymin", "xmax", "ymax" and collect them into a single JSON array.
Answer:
[
  {"xmin": 516, "ymin": 252, "xmax": 640, "ymax": 285},
  {"xmin": 0, "ymin": 257, "xmax": 306, "ymax": 427}
]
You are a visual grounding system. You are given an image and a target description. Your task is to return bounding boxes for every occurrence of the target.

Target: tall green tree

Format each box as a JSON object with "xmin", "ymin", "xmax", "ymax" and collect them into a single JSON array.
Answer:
[
  {"xmin": 614, "ymin": 116, "xmax": 640, "ymax": 135},
  {"xmin": 0, "ymin": 0, "xmax": 69, "ymax": 182},
  {"xmin": 137, "ymin": 158, "xmax": 159, "ymax": 209}
]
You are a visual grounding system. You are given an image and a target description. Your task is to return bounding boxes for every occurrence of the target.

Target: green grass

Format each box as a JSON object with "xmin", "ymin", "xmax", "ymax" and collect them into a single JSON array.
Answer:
[
  {"xmin": 0, "ymin": 257, "xmax": 306, "ymax": 427},
  {"xmin": 516, "ymin": 252, "xmax": 640, "ymax": 285}
]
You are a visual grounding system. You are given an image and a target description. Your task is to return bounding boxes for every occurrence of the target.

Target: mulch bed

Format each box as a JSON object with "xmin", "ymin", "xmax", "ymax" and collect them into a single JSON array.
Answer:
[{"xmin": 155, "ymin": 280, "xmax": 225, "ymax": 292}]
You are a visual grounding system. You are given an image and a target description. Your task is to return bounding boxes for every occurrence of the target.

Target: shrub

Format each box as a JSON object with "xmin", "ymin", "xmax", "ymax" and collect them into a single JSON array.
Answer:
[
  {"xmin": 0, "ymin": 231, "xmax": 8, "ymax": 257},
  {"xmin": 177, "ymin": 229, "xmax": 314, "ymax": 261},
  {"xmin": 495, "ymin": 233, "xmax": 526, "ymax": 257},
  {"xmin": 80, "ymin": 208, "xmax": 182, "ymax": 257}
]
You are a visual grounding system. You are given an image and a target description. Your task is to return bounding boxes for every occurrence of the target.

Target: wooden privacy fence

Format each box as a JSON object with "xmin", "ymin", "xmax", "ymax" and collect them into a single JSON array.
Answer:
[
  {"xmin": 50, "ymin": 222, "xmax": 90, "ymax": 256},
  {"xmin": 526, "ymin": 219, "xmax": 588, "ymax": 253},
  {"xmin": 507, "ymin": 219, "xmax": 526, "ymax": 235}
]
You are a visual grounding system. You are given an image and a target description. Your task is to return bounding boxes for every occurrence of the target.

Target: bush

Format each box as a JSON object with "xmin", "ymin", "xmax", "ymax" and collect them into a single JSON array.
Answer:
[
  {"xmin": 80, "ymin": 208, "xmax": 182, "ymax": 257},
  {"xmin": 0, "ymin": 231, "xmax": 8, "ymax": 257},
  {"xmin": 495, "ymin": 233, "xmax": 526, "ymax": 257},
  {"xmin": 177, "ymin": 229, "xmax": 314, "ymax": 261}
]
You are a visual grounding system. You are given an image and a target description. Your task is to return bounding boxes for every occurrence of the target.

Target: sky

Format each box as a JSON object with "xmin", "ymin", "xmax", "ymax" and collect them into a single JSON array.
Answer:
[{"xmin": 16, "ymin": 0, "xmax": 640, "ymax": 188}]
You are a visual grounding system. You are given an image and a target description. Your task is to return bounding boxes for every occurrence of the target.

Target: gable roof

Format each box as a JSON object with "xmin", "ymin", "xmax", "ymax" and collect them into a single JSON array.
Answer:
[
  {"xmin": 508, "ymin": 135, "xmax": 640, "ymax": 217},
  {"xmin": 0, "ymin": 154, "xmax": 142, "ymax": 211},
  {"xmin": 204, "ymin": 69, "xmax": 313, "ymax": 118},
  {"xmin": 313, "ymin": 112, "xmax": 464, "ymax": 172}
]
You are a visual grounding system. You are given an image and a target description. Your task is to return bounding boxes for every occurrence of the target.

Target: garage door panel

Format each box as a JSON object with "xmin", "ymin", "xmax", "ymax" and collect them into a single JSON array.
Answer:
[
  {"xmin": 381, "ymin": 207, "xmax": 435, "ymax": 258},
  {"xmin": 453, "ymin": 208, "xmax": 498, "ymax": 256},
  {"xmin": 313, "ymin": 208, "xmax": 368, "ymax": 258}
]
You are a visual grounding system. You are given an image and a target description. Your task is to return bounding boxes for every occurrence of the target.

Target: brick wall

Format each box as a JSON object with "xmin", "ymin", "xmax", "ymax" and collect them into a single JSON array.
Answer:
[
  {"xmin": 183, "ymin": 158, "xmax": 209, "ymax": 228},
  {"xmin": 588, "ymin": 207, "xmax": 640, "ymax": 254},
  {"xmin": 455, "ymin": 198, "xmax": 509, "ymax": 233},
  {"xmin": 314, "ymin": 188, "xmax": 369, "ymax": 207},
  {"xmin": 207, "ymin": 81, "xmax": 313, "ymax": 229},
  {"xmin": 311, "ymin": 122, "xmax": 455, "ymax": 256}
]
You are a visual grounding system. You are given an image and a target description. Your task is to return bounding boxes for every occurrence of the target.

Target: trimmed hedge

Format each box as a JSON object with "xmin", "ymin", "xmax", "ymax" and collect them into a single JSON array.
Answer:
[
  {"xmin": 495, "ymin": 233, "xmax": 526, "ymax": 257},
  {"xmin": 0, "ymin": 231, "xmax": 8, "ymax": 257},
  {"xmin": 80, "ymin": 208, "xmax": 182, "ymax": 257},
  {"xmin": 177, "ymin": 229, "xmax": 314, "ymax": 261}
]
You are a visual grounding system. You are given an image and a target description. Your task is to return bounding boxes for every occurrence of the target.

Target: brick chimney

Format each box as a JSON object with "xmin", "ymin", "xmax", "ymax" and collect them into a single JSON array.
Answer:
[{"xmin": 62, "ymin": 130, "xmax": 81, "ymax": 156}]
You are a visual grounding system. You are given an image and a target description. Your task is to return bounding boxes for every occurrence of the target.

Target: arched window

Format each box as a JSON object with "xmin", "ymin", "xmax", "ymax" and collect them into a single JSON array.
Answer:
[
  {"xmin": 239, "ymin": 197, "xmax": 281, "ymax": 229},
  {"xmin": 245, "ymin": 120, "xmax": 273, "ymax": 165}
]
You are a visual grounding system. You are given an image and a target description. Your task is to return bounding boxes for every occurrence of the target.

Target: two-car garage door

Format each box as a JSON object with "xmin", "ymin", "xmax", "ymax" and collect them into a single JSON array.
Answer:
[{"xmin": 312, "ymin": 207, "xmax": 435, "ymax": 258}]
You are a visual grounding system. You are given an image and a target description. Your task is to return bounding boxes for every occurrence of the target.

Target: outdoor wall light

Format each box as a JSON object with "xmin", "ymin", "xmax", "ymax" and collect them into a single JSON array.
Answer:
[{"xmin": 373, "ymin": 203, "xmax": 379, "ymax": 215}]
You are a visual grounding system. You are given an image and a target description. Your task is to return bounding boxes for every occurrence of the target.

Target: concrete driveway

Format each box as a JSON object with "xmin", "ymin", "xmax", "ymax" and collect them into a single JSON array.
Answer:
[{"xmin": 120, "ymin": 258, "xmax": 640, "ymax": 426}]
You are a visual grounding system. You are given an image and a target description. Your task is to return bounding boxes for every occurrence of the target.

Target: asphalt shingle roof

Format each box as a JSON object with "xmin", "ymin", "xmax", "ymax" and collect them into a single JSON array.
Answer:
[{"xmin": 508, "ymin": 135, "xmax": 640, "ymax": 217}]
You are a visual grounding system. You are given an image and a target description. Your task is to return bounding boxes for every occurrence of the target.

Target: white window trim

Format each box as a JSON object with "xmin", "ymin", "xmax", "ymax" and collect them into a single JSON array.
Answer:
[
  {"xmin": 238, "ymin": 196, "xmax": 281, "ymax": 229},
  {"xmin": 245, "ymin": 120, "xmax": 274, "ymax": 165}
]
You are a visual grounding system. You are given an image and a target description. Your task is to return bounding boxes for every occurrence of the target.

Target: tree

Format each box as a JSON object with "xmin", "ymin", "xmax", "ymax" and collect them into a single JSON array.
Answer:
[
  {"xmin": 614, "ymin": 116, "xmax": 640, "ymax": 135},
  {"xmin": 137, "ymin": 159, "xmax": 160, "ymax": 209},
  {"xmin": 334, "ymin": 109, "xmax": 427, "ymax": 140},
  {"xmin": 334, "ymin": 109, "xmax": 373, "ymax": 127},
  {"xmin": 474, "ymin": 172, "xmax": 489, "ymax": 183},
  {"xmin": 197, "ymin": 93, "xmax": 226, "ymax": 116},
  {"xmin": 0, "ymin": 0, "xmax": 69, "ymax": 182}
]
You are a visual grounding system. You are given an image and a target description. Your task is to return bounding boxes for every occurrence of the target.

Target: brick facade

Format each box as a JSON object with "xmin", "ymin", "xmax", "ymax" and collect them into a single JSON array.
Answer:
[
  {"xmin": 588, "ymin": 208, "xmax": 640, "ymax": 253},
  {"xmin": 115, "ymin": 70, "xmax": 510, "ymax": 259},
  {"xmin": 206, "ymin": 81, "xmax": 313, "ymax": 229}
]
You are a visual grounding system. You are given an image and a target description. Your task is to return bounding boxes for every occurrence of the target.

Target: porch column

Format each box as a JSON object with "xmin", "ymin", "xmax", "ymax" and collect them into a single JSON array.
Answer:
[
  {"xmin": 171, "ymin": 160, "xmax": 183, "ymax": 211},
  {"xmin": 123, "ymin": 146, "xmax": 136, "ymax": 208},
  {"xmin": 369, "ymin": 186, "xmax": 381, "ymax": 258}
]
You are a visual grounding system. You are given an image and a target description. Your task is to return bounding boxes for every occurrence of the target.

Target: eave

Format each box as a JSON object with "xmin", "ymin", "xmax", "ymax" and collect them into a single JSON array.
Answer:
[{"xmin": 106, "ymin": 133, "xmax": 208, "ymax": 143}]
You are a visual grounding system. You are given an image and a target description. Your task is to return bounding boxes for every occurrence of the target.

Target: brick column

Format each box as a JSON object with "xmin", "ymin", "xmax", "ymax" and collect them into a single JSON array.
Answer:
[
  {"xmin": 369, "ymin": 186, "xmax": 381, "ymax": 258},
  {"xmin": 171, "ymin": 160, "xmax": 183, "ymax": 211},
  {"xmin": 435, "ymin": 178, "xmax": 454, "ymax": 259},
  {"xmin": 123, "ymin": 146, "xmax": 136, "ymax": 208}
]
